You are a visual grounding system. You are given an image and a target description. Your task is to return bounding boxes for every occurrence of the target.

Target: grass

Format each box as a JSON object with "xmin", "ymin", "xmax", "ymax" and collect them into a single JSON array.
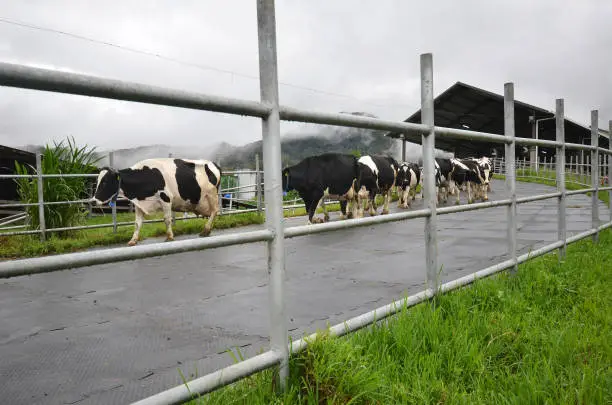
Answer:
[
  {"xmin": 493, "ymin": 167, "xmax": 610, "ymax": 207},
  {"xmin": 0, "ymin": 191, "xmax": 406, "ymax": 259},
  {"xmin": 186, "ymin": 229, "xmax": 612, "ymax": 405}
]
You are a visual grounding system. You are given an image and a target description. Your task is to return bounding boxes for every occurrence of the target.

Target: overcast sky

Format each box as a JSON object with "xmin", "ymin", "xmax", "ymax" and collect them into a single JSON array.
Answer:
[{"xmin": 0, "ymin": 0, "xmax": 610, "ymax": 152}]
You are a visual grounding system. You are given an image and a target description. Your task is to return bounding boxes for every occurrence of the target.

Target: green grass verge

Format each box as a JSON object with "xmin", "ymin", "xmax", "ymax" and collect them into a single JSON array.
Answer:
[
  {"xmin": 0, "ymin": 192, "xmax": 407, "ymax": 259},
  {"xmin": 493, "ymin": 168, "xmax": 610, "ymax": 207},
  {"xmin": 187, "ymin": 230, "xmax": 612, "ymax": 404}
]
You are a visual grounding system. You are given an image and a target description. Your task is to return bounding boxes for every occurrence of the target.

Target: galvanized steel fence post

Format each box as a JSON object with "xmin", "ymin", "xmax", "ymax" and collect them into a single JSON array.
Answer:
[
  {"xmin": 257, "ymin": 0, "xmax": 288, "ymax": 390},
  {"xmin": 420, "ymin": 53, "xmax": 439, "ymax": 293},
  {"xmin": 36, "ymin": 153, "xmax": 46, "ymax": 242},
  {"xmin": 504, "ymin": 83, "xmax": 517, "ymax": 272},
  {"xmin": 591, "ymin": 110, "xmax": 599, "ymax": 242},
  {"xmin": 109, "ymin": 151, "xmax": 118, "ymax": 233},
  {"xmin": 556, "ymin": 99, "xmax": 566, "ymax": 259},
  {"xmin": 255, "ymin": 153, "xmax": 262, "ymax": 213}
]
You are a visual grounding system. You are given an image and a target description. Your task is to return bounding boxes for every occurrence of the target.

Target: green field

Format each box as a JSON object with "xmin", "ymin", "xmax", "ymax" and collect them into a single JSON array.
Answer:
[{"xmin": 186, "ymin": 229, "xmax": 612, "ymax": 405}]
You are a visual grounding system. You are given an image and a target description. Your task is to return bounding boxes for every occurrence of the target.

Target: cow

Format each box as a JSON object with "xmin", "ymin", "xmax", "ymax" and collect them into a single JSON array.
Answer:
[
  {"xmin": 465, "ymin": 156, "xmax": 493, "ymax": 199},
  {"xmin": 396, "ymin": 161, "xmax": 422, "ymax": 208},
  {"xmin": 355, "ymin": 154, "xmax": 399, "ymax": 216},
  {"xmin": 433, "ymin": 157, "xmax": 455, "ymax": 204},
  {"xmin": 447, "ymin": 158, "xmax": 490, "ymax": 204},
  {"xmin": 92, "ymin": 158, "xmax": 222, "ymax": 246},
  {"xmin": 281, "ymin": 153, "xmax": 360, "ymax": 224}
]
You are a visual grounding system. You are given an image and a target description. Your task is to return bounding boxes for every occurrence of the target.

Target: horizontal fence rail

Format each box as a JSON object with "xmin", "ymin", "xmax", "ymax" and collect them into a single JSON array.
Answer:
[{"xmin": 0, "ymin": 1, "xmax": 610, "ymax": 403}]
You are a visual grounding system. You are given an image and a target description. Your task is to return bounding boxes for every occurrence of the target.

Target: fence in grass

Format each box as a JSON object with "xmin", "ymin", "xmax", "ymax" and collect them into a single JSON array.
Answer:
[
  {"xmin": 491, "ymin": 155, "xmax": 611, "ymax": 188},
  {"xmin": 0, "ymin": 1, "xmax": 611, "ymax": 404}
]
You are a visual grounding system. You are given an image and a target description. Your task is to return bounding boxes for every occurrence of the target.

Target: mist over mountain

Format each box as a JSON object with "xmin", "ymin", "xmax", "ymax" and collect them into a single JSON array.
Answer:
[{"xmin": 17, "ymin": 112, "xmax": 454, "ymax": 171}]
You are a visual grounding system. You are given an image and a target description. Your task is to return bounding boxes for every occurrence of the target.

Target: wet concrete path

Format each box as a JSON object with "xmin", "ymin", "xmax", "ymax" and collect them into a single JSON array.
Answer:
[{"xmin": 0, "ymin": 180, "xmax": 609, "ymax": 404}]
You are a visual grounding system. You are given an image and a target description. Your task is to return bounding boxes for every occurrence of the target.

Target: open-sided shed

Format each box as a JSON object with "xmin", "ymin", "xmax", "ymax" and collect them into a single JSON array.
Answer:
[
  {"xmin": 0, "ymin": 144, "xmax": 35, "ymax": 202},
  {"xmin": 385, "ymin": 81, "xmax": 609, "ymax": 161}
]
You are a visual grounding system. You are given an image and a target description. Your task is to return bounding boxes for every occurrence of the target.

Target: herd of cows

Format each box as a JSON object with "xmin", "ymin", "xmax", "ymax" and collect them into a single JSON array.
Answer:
[
  {"xmin": 90, "ymin": 154, "xmax": 492, "ymax": 246},
  {"xmin": 281, "ymin": 153, "xmax": 493, "ymax": 224}
]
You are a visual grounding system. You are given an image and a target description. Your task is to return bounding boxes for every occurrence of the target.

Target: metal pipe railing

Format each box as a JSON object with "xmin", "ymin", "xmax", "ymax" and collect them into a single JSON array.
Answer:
[{"xmin": 0, "ymin": 12, "xmax": 609, "ymax": 404}]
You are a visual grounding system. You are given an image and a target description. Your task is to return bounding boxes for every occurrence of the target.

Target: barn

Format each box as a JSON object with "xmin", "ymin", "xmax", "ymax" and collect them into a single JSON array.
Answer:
[
  {"xmin": 385, "ymin": 81, "xmax": 610, "ymax": 164},
  {"xmin": 0, "ymin": 144, "xmax": 35, "ymax": 199}
]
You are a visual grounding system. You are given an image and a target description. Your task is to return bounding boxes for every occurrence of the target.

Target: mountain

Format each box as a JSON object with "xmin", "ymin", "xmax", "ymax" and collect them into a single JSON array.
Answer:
[
  {"xmin": 16, "ymin": 112, "xmax": 452, "ymax": 171},
  {"xmin": 215, "ymin": 112, "xmax": 414, "ymax": 169}
]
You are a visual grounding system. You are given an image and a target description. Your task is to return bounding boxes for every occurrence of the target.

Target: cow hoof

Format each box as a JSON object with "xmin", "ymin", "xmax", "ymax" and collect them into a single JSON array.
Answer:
[
  {"xmin": 346, "ymin": 212, "xmax": 354, "ymax": 219},
  {"xmin": 381, "ymin": 210, "xmax": 389, "ymax": 215},
  {"xmin": 127, "ymin": 240, "xmax": 137, "ymax": 246},
  {"xmin": 165, "ymin": 236, "xmax": 174, "ymax": 242},
  {"xmin": 323, "ymin": 214, "xmax": 330, "ymax": 222},
  {"xmin": 312, "ymin": 217, "xmax": 324, "ymax": 224},
  {"xmin": 199, "ymin": 229, "xmax": 212, "ymax": 237},
  {"xmin": 484, "ymin": 197, "xmax": 489, "ymax": 201}
]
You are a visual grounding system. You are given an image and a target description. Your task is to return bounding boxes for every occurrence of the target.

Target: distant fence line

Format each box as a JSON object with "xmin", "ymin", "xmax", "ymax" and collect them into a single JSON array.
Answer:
[{"xmin": 0, "ymin": 1, "xmax": 611, "ymax": 404}]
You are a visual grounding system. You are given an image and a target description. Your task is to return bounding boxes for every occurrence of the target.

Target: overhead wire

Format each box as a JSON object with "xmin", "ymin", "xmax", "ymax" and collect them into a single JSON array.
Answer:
[{"xmin": 0, "ymin": 16, "xmax": 415, "ymax": 111}]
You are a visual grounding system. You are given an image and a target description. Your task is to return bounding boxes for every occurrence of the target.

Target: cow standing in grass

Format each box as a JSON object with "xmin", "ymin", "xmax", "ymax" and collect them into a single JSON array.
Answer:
[{"xmin": 92, "ymin": 158, "xmax": 221, "ymax": 246}]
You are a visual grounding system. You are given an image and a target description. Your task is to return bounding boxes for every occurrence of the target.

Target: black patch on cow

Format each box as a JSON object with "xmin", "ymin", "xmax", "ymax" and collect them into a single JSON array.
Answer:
[
  {"xmin": 160, "ymin": 192, "xmax": 171, "ymax": 203},
  {"xmin": 94, "ymin": 166, "xmax": 167, "ymax": 202},
  {"xmin": 120, "ymin": 166, "xmax": 166, "ymax": 200},
  {"xmin": 205, "ymin": 164, "xmax": 219, "ymax": 188},
  {"xmin": 174, "ymin": 159, "xmax": 201, "ymax": 205}
]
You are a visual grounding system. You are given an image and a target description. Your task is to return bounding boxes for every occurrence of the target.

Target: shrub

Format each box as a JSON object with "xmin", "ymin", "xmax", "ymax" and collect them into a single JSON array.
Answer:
[{"xmin": 14, "ymin": 136, "xmax": 101, "ymax": 236}]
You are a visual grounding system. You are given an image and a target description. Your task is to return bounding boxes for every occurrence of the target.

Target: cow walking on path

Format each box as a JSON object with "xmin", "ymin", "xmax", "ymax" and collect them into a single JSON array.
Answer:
[
  {"xmin": 282, "ymin": 153, "xmax": 360, "ymax": 224},
  {"xmin": 92, "ymin": 158, "xmax": 222, "ymax": 246},
  {"xmin": 356, "ymin": 155, "xmax": 399, "ymax": 216}
]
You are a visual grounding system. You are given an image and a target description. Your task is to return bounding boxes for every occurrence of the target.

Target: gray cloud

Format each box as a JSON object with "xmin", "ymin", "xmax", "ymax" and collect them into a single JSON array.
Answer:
[{"xmin": 0, "ymin": 0, "xmax": 610, "ymax": 153}]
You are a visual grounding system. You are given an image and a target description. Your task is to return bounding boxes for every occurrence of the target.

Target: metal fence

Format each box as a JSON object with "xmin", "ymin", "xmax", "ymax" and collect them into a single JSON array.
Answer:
[{"xmin": 0, "ymin": 1, "xmax": 611, "ymax": 404}]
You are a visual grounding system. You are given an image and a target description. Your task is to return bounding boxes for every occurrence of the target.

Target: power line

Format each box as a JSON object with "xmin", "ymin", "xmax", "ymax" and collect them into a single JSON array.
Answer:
[{"xmin": 0, "ymin": 16, "xmax": 415, "ymax": 110}]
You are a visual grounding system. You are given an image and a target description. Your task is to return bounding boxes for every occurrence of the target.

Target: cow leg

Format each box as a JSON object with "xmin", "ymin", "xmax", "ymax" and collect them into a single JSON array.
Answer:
[
  {"xmin": 467, "ymin": 182, "xmax": 473, "ymax": 204},
  {"xmin": 454, "ymin": 183, "xmax": 461, "ymax": 205},
  {"xmin": 200, "ymin": 194, "xmax": 220, "ymax": 237},
  {"xmin": 482, "ymin": 184, "xmax": 489, "ymax": 201},
  {"xmin": 318, "ymin": 196, "xmax": 330, "ymax": 222},
  {"xmin": 369, "ymin": 193, "xmax": 377, "ymax": 216},
  {"xmin": 162, "ymin": 203, "xmax": 175, "ymax": 241},
  {"xmin": 339, "ymin": 200, "xmax": 348, "ymax": 219},
  {"xmin": 382, "ymin": 189, "xmax": 392, "ymax": 215},
  {"xmin": 128, "ymin": 206, "xmax": 145, "ymax": 246},
  {"xmin": 308, "ymin": 191, "xmax": 325, "ymax": 224}
]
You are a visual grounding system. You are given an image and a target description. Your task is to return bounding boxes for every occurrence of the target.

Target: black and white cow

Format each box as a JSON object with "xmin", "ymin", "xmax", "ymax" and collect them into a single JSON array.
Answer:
[
  {"xmin": 433, "ymin": 157, "xmax": 454, "ymax": 204},
  {"xmin": 92, "ymin": 158, "xmax": 221, "ymax": 246},
  {"xmin": 281, "ymin": 153, "xmax": 359, "ymax": 224},
  {"xmin": 355, "ymin": 154, "xmax": 399, "ymax": 216},
  {"xmin": 447, "ymin": 158, "xmax": 491, "ymax": 204},
  {"xmin": 396, "ymin": 161, "xmax": 422, "ymax": 208},
  {"xmin": 464, "ymin": 156, "xmax": 493, "ymax": 199}
]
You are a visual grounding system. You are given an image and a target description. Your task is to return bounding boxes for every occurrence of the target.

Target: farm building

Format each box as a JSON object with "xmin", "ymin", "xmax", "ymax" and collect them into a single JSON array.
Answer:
[
  {"xmin": 385, "ymin": 81, "xmax": 610, "ymax": 163},
  {"xmin": 0, "ymin": 145, "xmax": 35, "ymax": 202}
]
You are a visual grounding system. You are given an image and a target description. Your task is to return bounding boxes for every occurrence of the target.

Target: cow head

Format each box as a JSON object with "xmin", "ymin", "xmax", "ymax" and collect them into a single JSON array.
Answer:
[{"xmin": 92, "ymin": 167, "xmax": 121, "ymax": 205}]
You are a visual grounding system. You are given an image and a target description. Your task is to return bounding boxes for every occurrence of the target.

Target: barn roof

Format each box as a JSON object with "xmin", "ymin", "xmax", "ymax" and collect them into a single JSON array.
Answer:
[{"xmin": 385, "ymin": 81, "xmax": 609, "ymax": 157}]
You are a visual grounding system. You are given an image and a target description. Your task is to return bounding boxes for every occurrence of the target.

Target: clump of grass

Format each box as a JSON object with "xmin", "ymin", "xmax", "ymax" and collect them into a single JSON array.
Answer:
[
  {"xmin": 14, "ymin": 136, "xmax": 101, "ymax": 236},
  {"xmin": 191, "ymin": 230, "xmax": 612, "ymax": 404}
]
